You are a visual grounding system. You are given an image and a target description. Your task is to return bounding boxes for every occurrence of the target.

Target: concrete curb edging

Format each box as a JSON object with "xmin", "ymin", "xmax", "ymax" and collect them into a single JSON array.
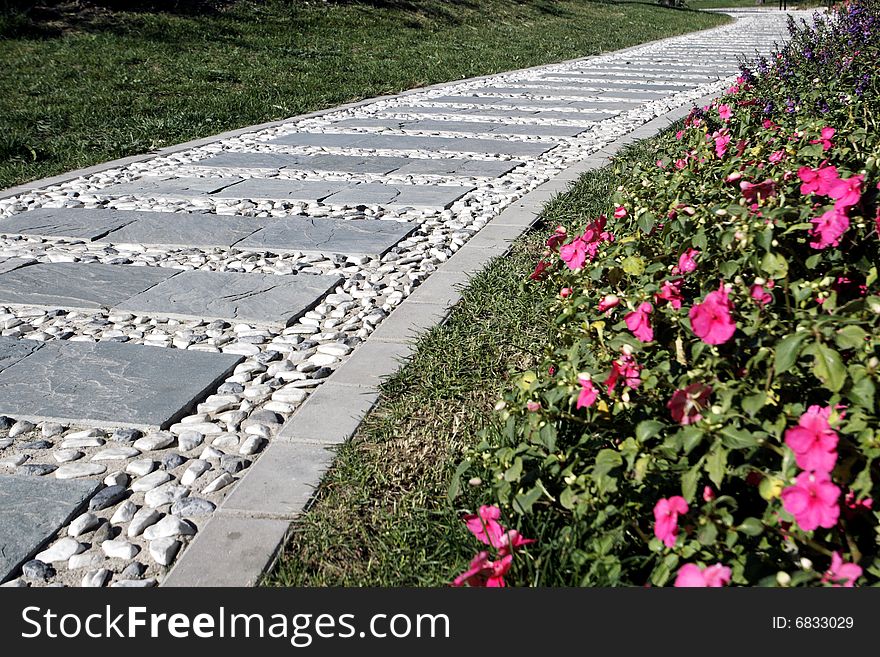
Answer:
[{"xmin": 160, "ymin": 89, "xmax": 721, "ymax": 587}]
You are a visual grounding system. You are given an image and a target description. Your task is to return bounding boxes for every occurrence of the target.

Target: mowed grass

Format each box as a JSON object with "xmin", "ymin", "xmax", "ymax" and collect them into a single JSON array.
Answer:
[
  {"xmin": 266, "ymin": 137, "xmax": 660, "ymax": 587},
  {"xmin": 0, "ymin": 0, "xmax": 727, "ymax": 190}
]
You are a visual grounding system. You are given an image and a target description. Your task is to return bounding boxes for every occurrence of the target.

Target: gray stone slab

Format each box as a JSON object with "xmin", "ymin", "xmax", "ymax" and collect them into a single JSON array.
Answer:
[
  {"xmin": 324, "ymin": 182, "xmax": 473, "ymax": 210},
  {"xmin": 331, "ymin": 117, "xmax": 587, "ymax": 137},
  {"xmin": 237, "ymin": 216, "xmax": 417, "ymax": 258},
  {"xmin": 331, "ymin": 340, "xmax": 414, "ymax": 387},
  {"xmin": 388, "ymin": 106, "xmax": 622, "ymax": 120},
  {"xmin": 426, "ymin": 95, "xmax": 625, "ymax": 112},
  {"xmin": 101, "ymin": 212, "xmax": 264, "ymax": 249},
  {"xmin": 162, "ymin": 516, "xmax": 291, "ymax": 587},
  {"xmin": 211, "ymin": 179, "xmax": 345, "ymax": 202},
  {"xmin": 115, "ymin": 270, "xmax": 341, "ymax": 327},
  {"xmin": 278, "ymin": 382, "xmax": 379, "ymax": 445},
  {"xmin": 99, "ymin": 176, "xmax": 242, "ymax": 198},
  {"xmin": 0, "ymin": 337, "xmax": 43, "ymax": 374},
  {"xmin": 0, "ymin": 207, "xmax": 140, "ymax": 241},
  {"xmin": 194, "ymin": 152, "xmax": 409, "ymax": 175},
  {"xmin": 475, "ymin": 85, "xmax": 605, "ymax": 99},
  {"xmin": 269, "ymin": 131, "xmax": 554, "ymax": 157},
  {"xmin": 368, "ymin": 301, "xmax": 452, "ymax": 342},
  {"xmin": 0, "ymin": 475, "xmax": 100, "ymax": 582},
  {"xmin": 0, "ymin": 257, "xmax": 35, "ymax": 274},
  {"xmin": 392, "ymin": 158, "xmax": 521, "ymax": 177},
  {"xmin": 0, "ymin": 262, "xmax": 176, "ymax": 312},
  {"xmin": 0, "ymin": 340, "xmax": 243, "ymax": 430}
]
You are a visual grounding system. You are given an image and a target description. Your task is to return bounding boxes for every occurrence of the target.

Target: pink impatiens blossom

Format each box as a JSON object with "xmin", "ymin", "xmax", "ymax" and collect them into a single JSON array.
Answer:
[
  {"xmin": 559, "ymin": 216, "xmax": 613, "ymax": 270},
  {"xmin": 667, "ymin": 382, "xmax": 713, "ymax": 426},
  {"xmin": 560, "ymin": 287, "xmax": 573, "ymax": 298},
  {"xmin": 529, "ymin": 259, "xmax": 550, "ymax": 281},
  {"xmin": 576, "ymin": 375, "xmax": 599, "ymax": 410},
  {"xmin": 718, "ymin": 104, "xmax": 732, "ymax": 120},
  {"xmin": 653, "ymin": 496, "xmax": 688, "ymax": 548},
  {"xmin": 780, "ymin": 471, "xmax": 840, "ymax": 532},
  {"xmin": 675, "ymin": 158, "xmax": 687, "ymax": 170},
  {"xmin": 597, "ymin": 294, "xmax": 620, "ymax": 313},
  {"xmin": 750, "ymin": 281, "xmax": 773, "ymax": 307},
  {"xmin": 740, "ymin": 179, "xmax": 777, "ymax": 204},
  {"xmin": 827, "ymin": 173, "xmax": 864, "ymax": 211},
  {"xmin": 624, "ymin": 302, "xmax": 654, "ymax": 342},
  {"xmin": 822, "ymin": 552, "xmax": 862, "ymax": 588},
  {"xmin": 614, "ymin": 206, "xmax": 628, "ymax": 219},
  {"xmin": 672, "ymin": 248, "xmax": 699, "ymax": 275},
  {"xmin": 798, "ymin": 163, "xmax": 839, "ymax": 196},
  {"xmin": 451, "ymin": 551, "xmax": 513, "ymax": 588},
  {"xmin": 810, "ymin": 126, "xmax": 836, "ymax": 151},
  {"xmin": 496, "ymin": 530, "xmax": 535, "ymax": 558},
  {"xmin": 560, "ymin": 236, "xmax": 589, "ymax": 270},
  {"xmin": 768, "ymin": 150, "xmax": 786, "ymax": 164},
  {"xmin": 655, "ymin": 278, "xmax": 684, "ymax": 309},
  {"xmin": 784, "ymin": 405, "xmax": 838, "ymax": 474},
  {"xmin": 702, "ymin": 486, "xmax": 716, "ymax": 502},
  {"xmin": 464, "ymin": 505, "xmax": 505, "ymax": 547},
  {"xmin": 809, "ymin": 208, "xmax": 850, "ymax": 249},
  {"xmin": 603, "ymin": 349, "xmax": 642, "ymax": 395},
  {"xmin": 674, "ymin": 563, "xmax": 732, "ymax": 588},
  {"xmin": 712, "ymin": 130, "xmax": 731, "ymax": 157},
  {"xmin": 545, "ymin": 226, "xmax": 567, "ymax": 251},
  {"xmin": 689, "ymin": 284, "xmax": 736, "ymax": 345}
]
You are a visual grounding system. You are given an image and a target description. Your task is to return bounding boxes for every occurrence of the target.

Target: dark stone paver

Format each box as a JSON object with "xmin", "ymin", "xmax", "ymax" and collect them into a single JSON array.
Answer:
[
  {"xmin": 329, "ymin": 117, "xmax": 587, "ymax": 137},
  {"xmin": 0, "ymin": 337, "xmax": 43, "ymax": 374}
]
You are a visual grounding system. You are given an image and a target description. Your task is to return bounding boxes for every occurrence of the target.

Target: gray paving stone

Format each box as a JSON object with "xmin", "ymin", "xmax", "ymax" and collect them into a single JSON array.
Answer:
[
  {"xmin": 115, "ymin": 270, "xmax": 342, "ymax": 327},
  {"xmin": 237, "ymin": 216, "xmax": 418, "ymax": 258},
  {"xmin": 269, "ymin": 132, "xmax": 554, "ymax": 157},
  {"xmin": 99, "ymin": 176, "xmax": 242, "ymax": 198},
  {"xmin": 211, "ymin": 179, "xmax": 344, "ymax": 202},
  {"xmin": 0, "ymin": 207, "xmax": 140, "ymax": 242},
  {"xmin": 324, "ymin": 182, "xmax": 474, "ymax": 210},
  {"xmin": 101, "ymin": 212, "xmax": 263, "ymax": 249},
  {"xmin": 0, "ymin": 257, "xmax": 33, "ymax": 275},
  {"xmin": 0, "ymin": 337, "xmax": 43, "ymax": 374},
  {"xmin": 387, "ymin": 106, "xmax": 622, "ymax": 120},
  {"xmin": 330, "ymin": 340, "xmax": 414, "ymax": 387},
  {"xmin": 194, "ymin": 152, "xmax": 409, "ymax": 174},
  {"xmin": 162, "ymin": 516, "xmax": 291, "ymax": 587},
  {"xmin": 368, "ymin": 301, "xmax": 452, "ymax": 343},
  {"xmin": 0, "ymin": 475, "xmax": 100, "ymax": 582},
  {"xmin": 425, "ymin": 95, "xmax": 626, "ymax": 112},
  {"xmin": 0, "ymin": 341, "xmax": 243, "ymax": 430},
  {"xmin": 278, "ymin": 382, "xmax": 379, "ymax": 445},
  {"xmin": 0, "ymin": 262, "xmax": 175, "ymax": 312},
  {"xmin": 392, "ymin": 157, "xmax": 522, "ymax": 177},
  {"xmin": 331, "ymin": 117, "xmax": 587, "ymax": 137}
]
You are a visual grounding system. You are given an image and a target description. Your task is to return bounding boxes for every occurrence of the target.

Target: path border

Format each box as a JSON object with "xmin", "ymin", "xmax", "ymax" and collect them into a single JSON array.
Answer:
[{"xmin": 160, "ymin": 89, "xmax": 720, "ymax": 586}]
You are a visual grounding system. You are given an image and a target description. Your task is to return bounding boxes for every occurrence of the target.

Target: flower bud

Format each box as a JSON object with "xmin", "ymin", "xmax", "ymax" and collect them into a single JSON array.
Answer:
[
  {"xmin": 494, "ymin": 400, "xmax": 506, "ymax": 411},
  {"xmin": 800, "ymin": 558, "xmax": 813, "ymax": 571},
  {"xmin": 776, "ymin": 571, "xmax": 791, "ymax": 587},
  {"xmin": 468, "ymin": 477, "xmax": 482, "ymax": 487}
]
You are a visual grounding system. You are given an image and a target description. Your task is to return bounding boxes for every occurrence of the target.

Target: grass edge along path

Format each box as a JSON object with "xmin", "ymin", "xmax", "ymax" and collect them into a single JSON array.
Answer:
[
  {"xmin": 265, "ymin": 136, "xmax": 664, "ymax": 587},
  {"xmin": 0, "ymin": 0, "xmax": 728, "ymax": 190}
]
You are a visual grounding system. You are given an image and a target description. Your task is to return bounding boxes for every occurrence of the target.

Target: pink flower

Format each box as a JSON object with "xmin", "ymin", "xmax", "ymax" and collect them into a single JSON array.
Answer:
[
  {"xmin": 809, "ymin": 208, "xmax": 849, "ymax": 249},
  {"xmin": 675, "ymin": 158, "xmax": 687, "ymax": 170},
  {"xmin": 822, "ymin": 552, "xmax": 861, "ymax": 587},
  {"xmin": 750, "ymin": 283, "xmax": 772, "ymax": 307},
  {"xmin": 672, "ymin": 248, "xmax": 699, "ymax": 275},
  {"xmin": 781, "ymin": 471, "xmax": 840, "ymax": 532},
  {"xmin": 624, "ymin": 302, "xmax": 654, "ymax": 342},
  {"xmin": 718, "ymin": 104, "xmax": 732, "ymax": 120},
  {"xmin": 712, "ymin": 130, "xmax": 731, "ymax": 157},
  {"xmin": 653, "ymin": 496, "xmax": 688, "ymax": 548},
  {"xmin": 526, "ymin": 401, "xmax": 541, "ymax": 412},
  {"xmin": 529, "ymin": 259, "xmax": 550, "ymax": 281},
  {"xmin": 740, "ymin": 179, "xmax": 777, "ymax": 204},
  {"xmin": 667, "ymin": 382, "xmax": 713, "ymax": 425},
  {"xmin": 810, "ymin": 126, "xmax": 836, "ymax": 151},
  {"xmin": 675, "ymin": 130, "xmax": 685, "ymax": 140},
  {"xmin": 451, "ymin": 551, "xmax": 512, "ymax": 587},
  {"xmin": 784, "ymin": 405, "xmax": 838, "ymax": 474},
  {"xmin": 576, "ymin": 375, "xmax": 599, "ymax": 410},
  {"xmin": 798, "ymin": 164, "xmax": 839, "ymax": 196},
  {"xmin": 496, "ymin": 529, "xmax": 535, "ymax": 558},
  {"xmin": 768, "ymin": 150, "xmax": 785, "ymax": 164},
  {"xmin": 614, "ymin": 206, "xmax": 628, "ymax": 219},
  {"xmin": 689, "ymin": 284, "xmax": 736, "ymax": 345},
  {"xmin": 560, "ymin": 237, "xmax": 588, "ymax": 270},
  {"xmin": 597, "ymin": 294, "xmax": 620, "ymax": 313},
  {"xmin": 559, "ymin": 216, "xmax": 613, "ymax": 270},
  {"xmin": 464, "ymin": 505, "xmax": 505, "ymax": 548},
  {"xmin": 604, "ymin": 350, "xmax": 642, "ymax": 395},
  {"xmin": 827, "ymin": 174, "xmax": 864, "ymax": 211},
  {"xmin": 546, "ymin": 226, "xmax": 567, "ymax": 251},
  {"xmin": 702, "ymin": 486, "xmax": 715, "ymax": 502},
  {"xmin": 674, "ymin": 563, "xmax": 732, "ymax": 587},
  {"xmin": 655, "ymin": 279, "xmax": 684, "ymax": 309},
  {"xmin": 560, "ymin": 287, "xmax": 572, "ymax": 298}
]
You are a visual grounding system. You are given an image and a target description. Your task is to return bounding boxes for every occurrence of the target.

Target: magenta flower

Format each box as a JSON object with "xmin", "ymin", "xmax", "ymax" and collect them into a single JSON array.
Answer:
[
  {"xmin": 576, "ymin": 375, "xmax": 599, "ymax": 410},
  {"xmin": 822, "ymin": 552, "xmax": 862, "ymax": 588},
  {"xmin": 809, "ymin": 208, "xmax": 849, "ymax": 249},
  {"xmin": 768, "ymin": 150, "xmax": 785, "ymax": 164},
  {"xmin": 667, "ymin": 383, "xmax": 713, "ymax": 426},
  {"xmin": 451, "ymin": 551, "xmax": 513, "ymax": 588},
  {"xmin": 560, "ymin": 237, "xmax": 588, "ymax": 270},
  {"xmin": 672, "ymin": 248, "xmax": 699, "ymax": 275},
  {"xmin": 750, "ymin": 283, "xmax": 772, "ymax": 307},
  {"xmin": 559, "ymin": 216, "xmax": 613, "ymax": 270},
  {"xmin": 740, "ymin": 179, "xmax": 777, "ymax": 204},
  {"xmin": 545, "ymin": 226, "xmax": 567, "ymax": 251},
  {"xmin": 653, "ymin": 496, "xmax": 688, "ymax": 548},
  {"xmin": 828, "ymin": 173, "xmax": 864, "ymax": 211},
  {"xmin": 718, "ymin": 104, "xmax": 732, "ymax": 120},
  {"xmin": 614, "ymin": 206, "xmax": 628, "ymax": 219},
  {"xmin": 655, "ymin": 279, "xmax": 684, "ymax": 310},
  {"xmin": 798, "ymin": 164, "xmax": 839, "ymax": 196},
  {"xmin": 464, "ymin": 505, "xmax": 505, "ymax": 547},
  {"xmin": 603, "ymin": 350, "xmax": 642, "ymax": 395},
  {"xmin": 496, "ymin": 529, "xmax": 535, "ymax": 558},
  {"xmin": 712, "ymin": 130, "xmax": 731, "ymax": 157},
  {"xmin": 675, "ymin": 158, "xmax": 687, "ymax": 170},
  {"xmin": 624, "ymin": 302, "xmax": 654, "ymax": 342},
  {"xmin": 674, "ymin": 563, "xmax": 731, "ymax": 587},
  {"xmin": 781, "ymin": 471, "xmax": 840, "ymax": 532},
  {"xmin": 784, "ymin": 405, "xmax": 838, "ymax": 474},
  {"xmin": 689, "ymin": 284, "xmax": 736, "ymax": 345},
  {"xmin": 597, "ymin": 294, "xmax": 620, "ymax": 313},
  {"xmin": 529, "ymin": 259, "xmax": 551, "ymax": 281},
  {"xmin": 810, "ymin": 126, "xmax": 836, "ymax": 151},
  {"xmin": 702, "ymin": 486, "xmax": 716, "ymax": 502}
]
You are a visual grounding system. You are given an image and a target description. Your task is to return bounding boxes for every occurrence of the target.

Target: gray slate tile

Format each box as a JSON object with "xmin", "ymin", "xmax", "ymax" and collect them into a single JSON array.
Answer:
[
  {"xmin": 0, "ymin": 207, "xmax": 140, "ymax": 241},
  {"xmin": 330, "ymin": 117, "xmax": 587, "ymax": 137},
  {"xmin": 194, "ymin": 152, "xmax": 409, "ymax": 174},
  {"xmin": 0, "ymin": 257, "xmax": 35, "ymax": 275},
  {"xmin": 0, "ymin": 337, "xmax": 43, "ymax": 374},
  {"xmin": 324, "ymin": 182, "xmax": 473, "ymax": 209},
  {"xmin": 102, "ymin": 211, "xmax": 264, "ymax": 249},
  {"xmin": 99, "ymin": 176, "xmax": 242, "ymax": 198},
  {"xmin": 0, "ymin": 262, "xmax": 176, "ymax": 312},
  {"xmin": 115, "ymin": 270, "xmax": 342, "ymax": 327},
  {"xmin": 211, "ymin": 178, "xmax": 345, "ymax": 202},
  {"xmin": 237, "ymin": 216, "xmax": 418, "ymax": 258},
  {"xmin": 0, "ymin": 475, "xmax": 100, "ymax": 582},
  {"xmin": 0, "ymin": 340, "xmax": 242, "ymax": 430}
]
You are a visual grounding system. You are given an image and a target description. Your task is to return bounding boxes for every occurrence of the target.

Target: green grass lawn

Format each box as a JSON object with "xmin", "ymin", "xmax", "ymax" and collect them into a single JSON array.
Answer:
[
  {"xmin": 265, "ymin": 135, "xmax": 661, "ymax": 587},
  {"xmin": 0, "ymin": 0, "xmax": 727, "ymax": 190}
]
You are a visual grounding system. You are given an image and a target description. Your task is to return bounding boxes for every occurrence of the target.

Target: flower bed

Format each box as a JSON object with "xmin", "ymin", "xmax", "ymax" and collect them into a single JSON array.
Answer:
[{"xmin": 455, "ymin": 1, "xmax": 880, "ymax": 587}]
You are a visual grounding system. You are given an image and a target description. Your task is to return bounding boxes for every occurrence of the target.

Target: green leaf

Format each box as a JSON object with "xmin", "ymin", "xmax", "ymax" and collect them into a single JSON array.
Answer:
[
  {"xmin": 738, "ymin": 517, "xmax": 764, "ymax": 536},
  {"xmin": 812, "ymin": 342, "xmax": 846, "ymax": 392},
  {"xmin": 593, "ymin": 449, "xmax": 623, "ymax": 477},
  {"xmin": 621, "ymin": 255, "xmax": 645, "ymax": 276},
  {"xmin": 741, "ymin": 392, "xmax": 766, "ymax": 418},
  {"xmin": 681, "ymin": 461, "xmax": 701, "ymax": 501},
  {"xmin": 835, "ymin": 325, "xmax": 868, "ymax": 350},
  {"xmin": 720, "ymin": 426, "xmax": 758, "ymax": 449},
  {"xmin": 706, "ymin": 446, "xmax": 728, "ymax": 488},
  {"xmin": 848, "ymin": 372, "xmax": 875, "ymax": 408},
  {"xmin": 680, "ymin": 426, "xmax": 704, "ymax": 454},
  {"xmin": 761, "ymin": 252, "xmax": 788, "ymax": 278},
  {"xmin": 774, "ymin": 332, "xmax": 809, "ymax": 374},
  {"xmin": 503, "ymin": 457, "xmax": 523, "ymax": 482},
  {"xmin": 636, "ymin": 420, "xmax": 665, "ymax": 443},
  {"xmin": 697, "ymin": 522, "xmax": 718, "ymax": 545},
  {"xmin": 513, "ymin": 485, "xmax": 543, "ymax": 514},
  {"xmin": 559, "ymin": 487, "xmax": 577, "ymax": 510},
  {"xmin": 447, "ymin": 459, "xmax": 471, "ymax": 503},
  {"xmin": 637, "ymin": 211, "xmax": 656, "ymax": 234}
]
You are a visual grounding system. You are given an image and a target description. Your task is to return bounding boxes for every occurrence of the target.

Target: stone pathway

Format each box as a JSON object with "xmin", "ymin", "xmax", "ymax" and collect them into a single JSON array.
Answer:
[{"xmin": 0, "ymin": 10, "xmax": 804, "ymax": 587}]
